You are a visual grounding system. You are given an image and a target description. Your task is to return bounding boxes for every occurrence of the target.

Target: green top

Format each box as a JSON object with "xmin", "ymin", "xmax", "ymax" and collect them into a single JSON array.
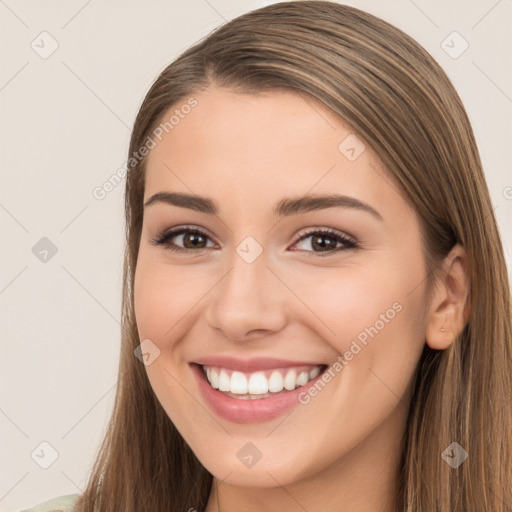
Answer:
[{"xmin": 20, "ymin": 494, "xmax": 79, "ymax": 512}]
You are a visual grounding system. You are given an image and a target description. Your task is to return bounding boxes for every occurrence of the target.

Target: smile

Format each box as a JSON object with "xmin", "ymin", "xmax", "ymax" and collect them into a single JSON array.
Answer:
[
  {"xmin": 202, "ymin": 365, "xmax": 324, "ymax": 399},
  {"xmin": 190, "ymin": 357, "xmax": 330, "ymax": 423}
]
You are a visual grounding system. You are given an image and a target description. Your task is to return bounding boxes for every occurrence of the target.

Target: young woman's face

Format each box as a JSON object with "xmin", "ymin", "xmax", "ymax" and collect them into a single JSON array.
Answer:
[{"xmin": 134, "ymin": 85, "xmax": 430, "ymax": 487}]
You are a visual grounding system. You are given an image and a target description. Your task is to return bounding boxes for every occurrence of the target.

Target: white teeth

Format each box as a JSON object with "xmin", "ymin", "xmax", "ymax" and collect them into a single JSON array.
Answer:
[
  {"xmin": 268, "ymin": 370, "xmax": 284, "ymax": 393},
  {"xmin": 309, "ymin": 367, "xmax": 321, "ymax": 379},
  {"xmin": 248, "ymin": 372, "xmax": 268, "ymax": 394},
  {"xmin": 218, "ymin": 370, "xmax": 230, "ymax": 392},
  {"xmin": 203, "ymin": 364, "xmax": 324, "ymax": 397},
  {"xmin": 209, "ymin": 367, "xmax": 219, "ymax": 389},
  {"xmin": 296, "ymin": 371, "xmax": 309, "ymax": 387},
  {"xmin": 283, "ymin": 369, "xmax": 297, "ymax": 391},
  {"xmin": 230, "ymin": 371, "xmax": 248, "ymax": 394}
]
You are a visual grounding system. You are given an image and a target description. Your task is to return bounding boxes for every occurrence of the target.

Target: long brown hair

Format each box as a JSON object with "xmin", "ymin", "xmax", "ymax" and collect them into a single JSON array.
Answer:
[{"xmin": 74, "ymin": 2, "xmax": 512, "ymax": 510}]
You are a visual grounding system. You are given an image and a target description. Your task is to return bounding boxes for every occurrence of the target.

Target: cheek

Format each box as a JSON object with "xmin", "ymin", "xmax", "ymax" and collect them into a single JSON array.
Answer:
[
  {"xmin": 287, "ymin": 261, "xmax": 419, "ymax": 347},
  {"xmin": 289, "ymin": 254, "xmax": 428, "ymax": 388},
  {"xmin": 133, "ymin": 257, "xmax": 212, "ymax": 437},
  {"xmin": 133, "ymin": 256, "xmax": 205, "ymax": 341},
  {"xmin": 328, "ymin": 264, "xmax": 428, "ymax": 406}
]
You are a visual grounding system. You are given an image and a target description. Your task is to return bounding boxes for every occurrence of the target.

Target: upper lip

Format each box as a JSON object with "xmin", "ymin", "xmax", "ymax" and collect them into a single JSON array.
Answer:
[{"xmin": 192, "ymin": 356, "xmax": 326, "ymax": 373}]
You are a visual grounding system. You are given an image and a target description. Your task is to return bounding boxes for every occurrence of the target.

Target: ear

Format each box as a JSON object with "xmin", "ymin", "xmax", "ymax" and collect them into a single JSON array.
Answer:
[{"xmin": 425, "ymin": 243, "xmax": 471, "ymax": 350}]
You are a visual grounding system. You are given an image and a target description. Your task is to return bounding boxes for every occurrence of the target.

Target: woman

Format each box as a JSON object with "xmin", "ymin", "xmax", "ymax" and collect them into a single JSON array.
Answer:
[{"xmin": 22, "ymin": 1, "xmax": 512, "ymax": 511}]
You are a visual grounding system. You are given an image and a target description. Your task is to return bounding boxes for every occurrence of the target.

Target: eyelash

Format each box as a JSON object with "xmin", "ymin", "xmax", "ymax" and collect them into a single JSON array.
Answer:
[{"xmin": 150, "ymin": 225, "xmax": 359, "ymax": 257}]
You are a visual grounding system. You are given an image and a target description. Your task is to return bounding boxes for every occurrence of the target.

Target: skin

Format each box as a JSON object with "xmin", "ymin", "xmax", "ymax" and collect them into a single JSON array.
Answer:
[{"xmin": 133, "ymin": 84, "xmax": 469, "ymax": 512}]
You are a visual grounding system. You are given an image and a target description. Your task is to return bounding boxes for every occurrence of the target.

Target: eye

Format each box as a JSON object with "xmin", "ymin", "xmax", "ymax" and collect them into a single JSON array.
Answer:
[
  {"xmin": 150, "ymin": 226, "xmax": 215, "ymax": 253},
  {"xmin": 290, "ymin": 227, "xmax": 358, "ymax": 256},
  {"xmin": 150, "ymin": 226, "xmax": 358, "ymax": 256}
]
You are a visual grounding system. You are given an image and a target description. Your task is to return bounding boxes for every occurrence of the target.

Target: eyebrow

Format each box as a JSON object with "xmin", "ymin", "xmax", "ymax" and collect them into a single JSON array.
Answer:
[{"xmin": 143, "ymin": 192, "xmax": 383, "ymax": 221}]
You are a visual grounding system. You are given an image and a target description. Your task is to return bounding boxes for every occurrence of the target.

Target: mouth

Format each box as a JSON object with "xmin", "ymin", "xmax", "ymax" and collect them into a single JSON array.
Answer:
[
  {"xmin": 198, "ymin": 363, "xmax": 327, "ymax": 400},
  {"xmin": 189, "ymin": 356, "xmax": 331, "ymax": 423}
]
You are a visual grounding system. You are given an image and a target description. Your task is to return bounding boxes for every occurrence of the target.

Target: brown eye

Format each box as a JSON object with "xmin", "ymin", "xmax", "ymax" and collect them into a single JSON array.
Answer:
[
  {"xmin": 150, "ymin": 227, "xmax": 215, "ymax": 253},
  {"xmin": 291, "ymin": 228, "xmax": 358, "ymax": 256}
]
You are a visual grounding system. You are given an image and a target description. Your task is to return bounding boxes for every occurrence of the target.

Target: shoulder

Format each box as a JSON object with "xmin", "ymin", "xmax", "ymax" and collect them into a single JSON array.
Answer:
[{"xmin": 19, "ymin": 494, "xmax": 80, "ymax": 512}]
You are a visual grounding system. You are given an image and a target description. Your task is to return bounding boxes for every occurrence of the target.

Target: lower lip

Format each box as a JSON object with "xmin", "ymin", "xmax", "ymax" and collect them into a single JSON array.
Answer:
[{"xmin": 190, "ymin": 363, "xmax": 325, "ymax": 424}]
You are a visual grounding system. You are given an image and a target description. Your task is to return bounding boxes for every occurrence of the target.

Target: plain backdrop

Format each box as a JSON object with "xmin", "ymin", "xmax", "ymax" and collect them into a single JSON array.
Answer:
[{"xmin": 1, "ymin": 1, "xmax": 511, "ymax": 510}]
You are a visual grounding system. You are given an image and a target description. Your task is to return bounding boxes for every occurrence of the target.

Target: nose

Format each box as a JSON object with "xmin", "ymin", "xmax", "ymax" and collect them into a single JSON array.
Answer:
[{"xmin": 205, "ymin": 248, "xmax": 288, "ymax": 342}]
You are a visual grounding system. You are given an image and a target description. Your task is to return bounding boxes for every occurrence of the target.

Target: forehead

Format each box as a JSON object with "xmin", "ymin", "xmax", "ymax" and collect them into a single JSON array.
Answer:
[{"xmin": 143, "ymin": 85, "xmax": 412, "ymax": 221}]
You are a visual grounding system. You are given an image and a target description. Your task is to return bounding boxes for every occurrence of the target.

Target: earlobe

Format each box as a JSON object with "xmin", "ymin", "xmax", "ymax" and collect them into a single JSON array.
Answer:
[
  {"xmin": 426, "ymin": 317, "xmax": 456, "ymax": 350},
  {"xmin": 425, "ymin": 244, "xmax": 471, "ymax": 350}
]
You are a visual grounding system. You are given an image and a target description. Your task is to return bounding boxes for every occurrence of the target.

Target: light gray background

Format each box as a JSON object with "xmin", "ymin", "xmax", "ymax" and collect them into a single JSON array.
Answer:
[{"xmin": 1, "ymin": 1, "xmax": 511, "ymax": 510}]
